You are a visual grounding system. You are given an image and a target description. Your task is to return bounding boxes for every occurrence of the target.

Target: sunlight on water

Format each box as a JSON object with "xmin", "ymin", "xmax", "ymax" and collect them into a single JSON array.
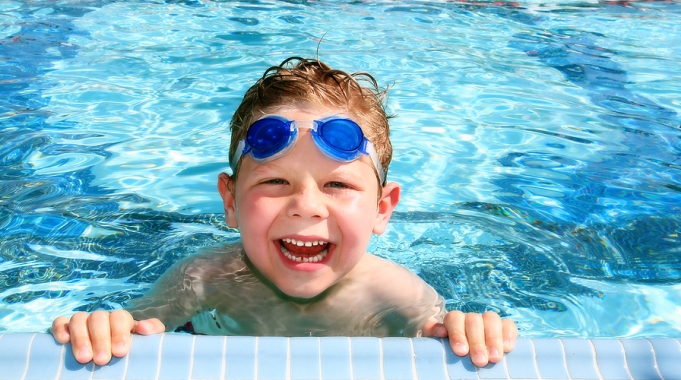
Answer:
[{"xmin": 1, "ymin": 0, "xmax": 680, "ymax": 336}]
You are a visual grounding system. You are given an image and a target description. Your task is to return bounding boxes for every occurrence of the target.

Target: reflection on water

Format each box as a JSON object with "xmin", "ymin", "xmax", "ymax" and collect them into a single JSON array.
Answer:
[{"xmin": 1, "ymin": 0, "xmax": 680, "ymax": 337}]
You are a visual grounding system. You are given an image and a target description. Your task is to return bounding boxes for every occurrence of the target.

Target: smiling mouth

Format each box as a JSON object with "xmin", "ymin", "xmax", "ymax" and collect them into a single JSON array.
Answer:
[{"xmin": 280, "ymin": 238, "xmax": 330, "ymax": 263}]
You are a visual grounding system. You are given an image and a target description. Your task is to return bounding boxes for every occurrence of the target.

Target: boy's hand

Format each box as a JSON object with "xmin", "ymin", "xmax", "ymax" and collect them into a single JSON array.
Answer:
[
  {"xmin": 51, "ymin": 310, "xmax": 165, "ymax": 365},
  {"xmin": 423, "ymin": 311, "xmax": 518, "ymax": 367}
]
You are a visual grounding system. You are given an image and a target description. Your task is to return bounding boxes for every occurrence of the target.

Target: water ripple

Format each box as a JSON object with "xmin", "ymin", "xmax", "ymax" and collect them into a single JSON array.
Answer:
[{"xmin": 1, "ymin": 0, "xmax": 680, "ymax": 337}]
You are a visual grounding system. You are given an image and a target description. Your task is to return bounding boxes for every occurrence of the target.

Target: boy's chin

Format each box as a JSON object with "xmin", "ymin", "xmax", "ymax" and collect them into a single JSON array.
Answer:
[{"xmin": 277, "ymin": 282, "xmax": 332, "ymax": 302}]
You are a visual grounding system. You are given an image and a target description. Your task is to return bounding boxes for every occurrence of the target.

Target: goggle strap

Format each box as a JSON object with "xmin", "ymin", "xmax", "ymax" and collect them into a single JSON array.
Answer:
[
  {"xmin": 230, "ymin": 139, "xmax": 247, "ymax": 173},
  {"xmin": 365, "ymin": 141, "xmax": 385, "ymax": 185}
]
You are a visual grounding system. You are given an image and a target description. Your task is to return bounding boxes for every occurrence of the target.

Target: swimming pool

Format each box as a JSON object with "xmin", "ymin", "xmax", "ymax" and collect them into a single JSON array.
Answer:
[{"xmin": 1, "ymin": 0, "xmax": 680, "ymax": 345}]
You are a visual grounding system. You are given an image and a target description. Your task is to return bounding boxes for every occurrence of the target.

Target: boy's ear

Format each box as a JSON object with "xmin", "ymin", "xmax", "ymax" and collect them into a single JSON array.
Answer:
[
  {"xmin": 218, "ymin": 172, "xmax": 238, "ymax": 228},
  {"xmin": 373, "ymin": 182, "xmax": 400, "ymax": 235}
]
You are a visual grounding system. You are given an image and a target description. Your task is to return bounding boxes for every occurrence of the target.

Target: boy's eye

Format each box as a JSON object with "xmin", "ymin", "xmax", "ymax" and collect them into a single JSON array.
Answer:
[
  {"xmin": 262, "ymin": 178, "xmax": 288, "ymax": 185},
  {"xmin": 326, "ymin": 181, "xmax": 350, "ymax": 189}
]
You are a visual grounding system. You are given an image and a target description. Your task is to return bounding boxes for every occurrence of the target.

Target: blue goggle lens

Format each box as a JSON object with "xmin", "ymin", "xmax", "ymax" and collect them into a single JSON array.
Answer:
[
  {"xmin": 247, "ymin": 117, "xmax": 295, "ymax": 160},
  {"xmin": 317, "ymin": 119, "xmax": 363, "ymax": 152}
]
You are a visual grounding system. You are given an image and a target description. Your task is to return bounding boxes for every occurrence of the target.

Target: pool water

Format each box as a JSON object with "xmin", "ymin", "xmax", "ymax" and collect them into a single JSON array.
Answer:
[{"xmin": 1, "ymin": 0, "xmax": 680, "ymax": 338}]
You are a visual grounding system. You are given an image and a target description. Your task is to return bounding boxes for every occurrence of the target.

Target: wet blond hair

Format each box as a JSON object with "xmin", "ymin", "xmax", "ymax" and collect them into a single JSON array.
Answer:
[{"xmin": 228, "ymin": 57, "xmax": 392, "ymax": 185}]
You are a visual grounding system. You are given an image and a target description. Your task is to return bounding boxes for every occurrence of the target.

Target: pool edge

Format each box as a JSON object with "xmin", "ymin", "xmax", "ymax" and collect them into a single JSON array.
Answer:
[{"xmin": 0, "ymin": 333, "xmax": 680, "ymax": 379}]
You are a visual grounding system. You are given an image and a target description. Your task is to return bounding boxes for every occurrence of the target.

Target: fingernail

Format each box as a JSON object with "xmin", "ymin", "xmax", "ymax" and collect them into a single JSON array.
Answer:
[
  {"xmin": 114, "ymin": 342, "xmax": 127, "ymax": 354},
  {"xmin": 95, "ymin": 350, "xmax": 107, "ymax": 362},
  {"xmin": 474, "ymin": 352, "xmax": 487, "ymax": 366},
  {"xmin": 490, "ymin": 347, "xmax": 500, "ymax": 358},
  {"xmin": 78, "ymin": 346, "xmax": 91, "ymax": 360}
]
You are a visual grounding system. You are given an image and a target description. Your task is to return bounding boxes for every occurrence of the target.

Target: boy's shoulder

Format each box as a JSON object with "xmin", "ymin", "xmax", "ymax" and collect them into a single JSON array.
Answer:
[
  {"xmin": 185, "ymin": 243, "xmax": 243, "ymax": 262},
  {"xmin": 346, "ymin": 253, "xmax": 438, "ymax": 301},
  {"xmin": 353, "ymin": 253, "xmax": 419, "ymax": 278},
  {"xmin": 172, "ymin": 243, "xmax": 250, "ymax": 281},
  {"xmin": 334, "ymin": 253, "xmax": 445, "ymax": 330}
]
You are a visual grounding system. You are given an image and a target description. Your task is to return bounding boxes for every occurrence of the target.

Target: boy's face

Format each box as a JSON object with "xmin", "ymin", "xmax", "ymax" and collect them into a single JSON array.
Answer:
[{"xmin": 218, "ymin": 106, "xmax": 400, "ymax": 299}]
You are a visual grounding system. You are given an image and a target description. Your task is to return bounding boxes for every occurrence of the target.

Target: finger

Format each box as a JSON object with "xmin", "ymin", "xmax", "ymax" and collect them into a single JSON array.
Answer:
[
  {"xmin": 68, "ymin": 312, "xmax": 94, "ymax": 364},
  {"xmin": 110, "ymin": 310, "xmax": 135, "ymax": 358},
  {"xmin": 483, "ymin": 312, "xmax": 504, "ymax": 363},
  {"xmin": 133, "ymin": 318, "xmax": 166, "ymax": 335},
  {"xmin": 88, "ymin": 310, "xmax": 113, "ymax": 366},
  {"xmin": 421, "ymin": 320, "xmax": 447, "ymax": 338},
  {"xmin": 502, "ymin": 319, "xmax": 518, "ymax": 353},
  {"xmin": 443, "ymin": 311, "xmax": 468, "ymax": 356},
  {"xmin": 51, "ymin": 316, "xmax": 71, "ymax": 344},
  {"xmin": 464, "ymin": 313, "xmax": 488, "ymax": 367}
]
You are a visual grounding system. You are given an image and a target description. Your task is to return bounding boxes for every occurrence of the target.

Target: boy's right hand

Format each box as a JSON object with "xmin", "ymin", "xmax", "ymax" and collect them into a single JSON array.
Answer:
[{"xmin": 51, "ymin": 310, "xmax": 165, "ymax": 365}]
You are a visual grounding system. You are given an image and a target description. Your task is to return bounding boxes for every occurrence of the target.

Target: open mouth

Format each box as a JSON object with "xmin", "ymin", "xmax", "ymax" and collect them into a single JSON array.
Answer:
[{"xmin": 280, "ymin": 238, "xmax": 330, "ymax": 263}]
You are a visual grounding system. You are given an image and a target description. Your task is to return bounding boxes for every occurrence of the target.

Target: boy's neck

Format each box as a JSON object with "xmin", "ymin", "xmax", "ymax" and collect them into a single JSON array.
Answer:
[{"xmin": 241, "ymin": 249, "xmax": 336, "ymax": 304}]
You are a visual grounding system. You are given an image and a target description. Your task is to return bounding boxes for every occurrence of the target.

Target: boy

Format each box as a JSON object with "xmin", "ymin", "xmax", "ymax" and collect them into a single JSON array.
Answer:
[{"xmin": 52, "ymin": 57, "xmax": 517, "ymax": 368}]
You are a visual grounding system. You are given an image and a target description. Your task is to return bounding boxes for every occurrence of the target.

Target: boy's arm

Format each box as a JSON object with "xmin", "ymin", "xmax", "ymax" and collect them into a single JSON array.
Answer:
[
  {"xmin": 123, "ymin": 256, "xmax": 208, "ymax": 329},
  {"xmin": 422, "ymin": 311, "xmax": 518, "ymax": 367},
  {"xmin": 363, "ymin": 255, "xmax": 518, "ymax": 367},
  {"xmin": 51, "ymin": 249, "xmax": 218, "ymax": 365}
]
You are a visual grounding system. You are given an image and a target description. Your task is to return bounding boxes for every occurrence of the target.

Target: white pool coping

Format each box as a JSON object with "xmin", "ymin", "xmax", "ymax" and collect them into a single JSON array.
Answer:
[{"xmin": 0, "ymin": 334, "xmax": 680, "ymax": 379}]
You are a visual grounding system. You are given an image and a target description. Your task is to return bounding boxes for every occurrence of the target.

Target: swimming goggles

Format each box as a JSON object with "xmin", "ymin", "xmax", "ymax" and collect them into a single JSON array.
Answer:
[{"xmin": 230, "ymin": 116, "xmax": 385, "ymax": 184}]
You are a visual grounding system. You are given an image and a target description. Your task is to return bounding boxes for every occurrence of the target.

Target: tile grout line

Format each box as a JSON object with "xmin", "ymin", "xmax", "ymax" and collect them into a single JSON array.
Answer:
[
  {"xmin": 671, "ymin": 338, "xmax": 681, "ymax": 349},
  {"xmin": 188, "ymin": 334, "xmax": 196, "ymax": 380},
  {"xmin": 89, "ymin": 360, "xmax": 95, "ymax": 380},
  {"xmin": 155, "ymin": 333, "xmax": 166, "ymax": 380},
  {"xmin": 529, "ymin": 339, "xmax": 542, "ymax": 380},
  {"xmin": 121, "ymin": 336, "xmax": 131, "ymax": 380},
  {"xmin": 20, "ymin": 333, "xmax": 37, "ymax": 380},
  {"xmin": 501, "ymin": 349, "xmax": 510, "ymax": 380},
  {"xmin": 645, "ymin": 339, "xmax": 664, "ymax": 380},
  {"xmin": 254, "ymin": 336, "xmax": 259, "ymax": 380},
  {"xmin": 220, "ymin": 336, "xmax": 227, "ymax": 380},
  {"xmin": 557, "ymin": 338, "xmax": 572, "ymax": 380},
  {"xmin": 587, "ymin": 339, "xmax": 604, "ymax": 380},
  {"xmin": 378, "ymin": 338, "xmax": 385, "ymax": 380},
  {"xmin": 347, "ymin": 337, "xmax": 353, "ymax": 380},
  {"xmin": 120, "ymin": 354, "xmax": 129, "ymax": 380},
  {"xmin": 664, "ymin": 339, "xmax": 681, "ymax": 380},
  {"xmin": 617, "ymin": 339, "xmax": 634, "ymax": 380},
  {"xmin": 55, "ymin": 339, "xmax": 65, "ymax": 380},
  {"xmin": 286, "ymin": 337, "xmax": 291, "ymax": 380},
  {"xmin": 409, "ymin": 338, "xmax": 417, "ymax": 380},
  {"xmin": 88, "ymin": 358, "xmax": 94, "ymax": 380}
]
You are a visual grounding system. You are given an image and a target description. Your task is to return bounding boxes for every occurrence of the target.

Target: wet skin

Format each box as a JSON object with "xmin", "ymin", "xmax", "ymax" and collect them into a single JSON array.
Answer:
[{"xmin": 51, "ymin": 106, "xmax": 518, "ymax": 367}]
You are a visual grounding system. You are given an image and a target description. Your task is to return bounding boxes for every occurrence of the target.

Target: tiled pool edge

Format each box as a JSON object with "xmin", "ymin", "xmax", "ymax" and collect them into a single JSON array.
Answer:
[{"xmin": 0, "ymin": 334, "xmax": 680, "ymax": 380}]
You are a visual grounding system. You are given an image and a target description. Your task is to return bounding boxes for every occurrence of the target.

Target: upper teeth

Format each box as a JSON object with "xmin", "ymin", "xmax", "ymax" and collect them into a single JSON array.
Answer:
[{"xmin": 282, "ymin": 238, "xmax": 325, "ymax": 247}]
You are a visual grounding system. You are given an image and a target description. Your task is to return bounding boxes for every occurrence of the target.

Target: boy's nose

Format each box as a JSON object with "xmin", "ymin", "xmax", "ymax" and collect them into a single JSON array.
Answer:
[{"xmin": 287, "ymin": 184, "xmax": 329, "ymax": 219}]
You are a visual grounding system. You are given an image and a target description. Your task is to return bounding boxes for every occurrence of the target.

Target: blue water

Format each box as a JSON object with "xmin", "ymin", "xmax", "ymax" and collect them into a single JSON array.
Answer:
[{"xmin": 1, "ymin": 0, "xmax": 680, "ymax": 337}]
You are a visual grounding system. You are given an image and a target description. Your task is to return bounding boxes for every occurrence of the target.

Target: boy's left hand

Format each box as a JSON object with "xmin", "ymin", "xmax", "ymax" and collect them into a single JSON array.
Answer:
[{"xmin": 423, "ymin": 311, "xmax": 518, "ymax": 367}]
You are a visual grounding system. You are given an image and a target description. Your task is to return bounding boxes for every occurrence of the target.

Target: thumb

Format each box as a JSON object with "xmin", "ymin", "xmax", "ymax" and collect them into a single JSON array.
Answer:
[
  {"xmin": 422, "ymin": 320, "xmax": 448, "ymax": 338},
  {"xmin": 132, "ymin": 318, "xmax": 166, "ymax": 335}
]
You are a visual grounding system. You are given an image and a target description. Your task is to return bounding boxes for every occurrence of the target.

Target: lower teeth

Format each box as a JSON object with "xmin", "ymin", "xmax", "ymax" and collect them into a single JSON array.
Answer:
[{"xmin": 281, "ymin": 245, "xmax": 328, "ymax": 263}]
